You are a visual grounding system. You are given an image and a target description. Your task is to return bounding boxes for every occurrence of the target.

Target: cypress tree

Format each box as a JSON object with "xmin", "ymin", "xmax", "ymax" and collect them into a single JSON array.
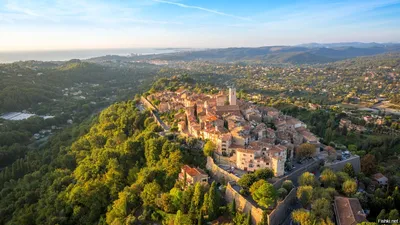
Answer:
[
  {"xmin": 197, "ymin": 210, "xmax": 203, "ymax": 225},
  {"xmin": 207, "ymin": 181, "xmax": 219, "ymax": 220},
  {"xmin": 229, "ymin": 199, "xmax": 236, "ymax": 217},
  {"xmin": 245, "ymin": 211, "xmax": 252, "ymax": 225},
  {"xmin": 377, "ymin": 209, "xmax": 386, "ymax": 220},
  {"xmin": 190, "ymin": 183, "xmax": 203, "ymax": 222}
]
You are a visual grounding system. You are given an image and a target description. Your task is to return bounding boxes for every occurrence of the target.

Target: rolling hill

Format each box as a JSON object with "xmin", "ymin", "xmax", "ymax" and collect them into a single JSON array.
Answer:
[{"xmin": 88, "ymin": 43, "xmax": 400, "ymax": 65}]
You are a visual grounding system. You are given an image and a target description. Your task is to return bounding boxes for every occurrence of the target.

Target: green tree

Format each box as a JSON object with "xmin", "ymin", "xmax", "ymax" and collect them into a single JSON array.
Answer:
[
  {"xmin": 348, "ymin": 144, "xmax": 357, "ymax": 152},
  {"xmin": 277, "ymin": 188, "xmax": 288, "ymax": 200},
  {"xmin": 174, "ymin": 210, "xmax": 183, "ymax": 225},
  {"xmin": 250, "ymin": 180, "xmax": 277, "ymax": 209},
  {"xmin": 156, "ymin": 193, "xmax": 175, "ymax": 213},
  {"xmin": 298, "ymin": 172, "xmax": 318, "ymax": 187},
  {"xmin": 106, "ymin": 186, "xmax": 141, "ymax": 224},
  {"xmin": 324, "ymin": 128, "xmax": 334, "ymax": 144},
  {"xmin": 245, "ymin": 211, "xmax": 252, "ymax": 225},
  {"xmin": 361, "ymin": 154, "xmax": 376, "ymax": 175},
  {"xmin": 170, "ymin": 188, "xmax": 183, "ymax": 210},
  {"xmin": 292, "ymin": 209, "xmax": 316, "ymax": 225},
  {"xmin": 377, "ymin": 209, "xmax": 386, "ymax": 220},
  {"xmin": 313, "ymin": 187, "xmax": 337, "ymax": 202},
  {"xmin": 259, "ymin": 210, "xmax": 269, "ymax": 225},
  {"xmin": 282, "ymin": 180, "xmax": 293, "ymax": 192},
  {"xmin": 145, "ymin": 137, "xmax": 166, "ymax": 166},
  {"xmin": 336, "ymin": 171, "xmax": 351, "ymax": 186},
  {"xmin": 189, "ymin": 183, "xmax": 204, "ymax": 222},
  {"xmin": 197, "ymin": 210, "xmax": 203, "ymax": 225},
  {"xmin": 342, "ymin": 163, "xmax": 355, "ymax": 177},
  {"xmin": 296, "ymin": 143, "xmax": 316, "ymax": 159},
  {"xmin": 320, "ymin": 168, "xmax": 337, "ymax": 188},
  {"xmin": 233, "ymin": 212, "xmax": 246, "ymax": 225},
  {"xmin": 297, "ymin": 186, "xmax": 313, "ymax": 208},
  {"xmin": 254, "ymin": 168, "xmax": 274, "ymax": 180},
  {"xmin": 342, "ymin": 180, "xmax": 357, "ymax": 197},
  {"xmin": 388, "ymin": 209, "xmax": 399, "ymax": 220},
  {"xmin": 393, "ymin": 187, "xmax": 400, "ymax": 209},
  {"xmin": 238, "ymin": 173, "xmax": 257, "ymax": 190},
  {"xmin": 203, "ymin": 140, "xmax": 216, "ymax": 157},
  {"xmin": 228, "ymin": 199, "xmax": 236, "ymax": 217},
  {"xmin": 140, "ymin": 181, "xmax": 161, "ymax": 207},
  {"xmin": 207, "ymin": 181, "xmax": 219, "ymax": 220},
  {"xmin": 311, "ymin": 198, "xmax": 332, "ymax": 220},
  {"xmin": 181, "ymin": 186, "xmax": 194, "ymax": 213}
]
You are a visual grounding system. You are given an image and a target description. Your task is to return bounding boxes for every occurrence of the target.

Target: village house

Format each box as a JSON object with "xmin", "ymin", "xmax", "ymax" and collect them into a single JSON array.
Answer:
[
  {"xmin": 333, "ymin": 197, "xmax": 368, "ymax": 225},
  {"xmin": 372, "ymin": 173, "xmax": 388, "ymax": 186},
  {"xmin": 178, "ymin": 165, "xmax": 209, "ymax": 186},
  {"xmin": 235, "ymin": 143, "xmax": 287, "ymax": 176}
]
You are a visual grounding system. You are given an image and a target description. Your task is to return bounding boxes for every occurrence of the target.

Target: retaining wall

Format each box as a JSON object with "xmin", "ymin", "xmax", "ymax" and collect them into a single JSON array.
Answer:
[
  {"xmin": 140, "ymin": 96, "xmax": 157, "ymax": 111},
  {"xmin": 206, "ymin": 157, "xmax": 240, "ymax": 183},
  {"xmin": 272, "ymin": 159, "xmax": 322, "ymax": 189},
  {"xmin": 325, "ymin": 155, "xmax": 361, "ymax": 173},
  {"xmin": 225, "ymin": 182, "xmax": 264, "ymax": 225},
  {"xmin": 267, "ymin": 187, "xmax": 297, "ymax": 225},
  {"xmin": 225, "ymin": 182, "xmax": 298, "ymax": 225}
]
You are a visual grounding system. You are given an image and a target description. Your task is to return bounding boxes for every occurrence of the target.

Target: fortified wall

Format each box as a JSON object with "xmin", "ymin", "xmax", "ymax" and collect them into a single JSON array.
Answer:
[
  {"xmin": 225, "ymin": 182, "xmax": 298, "ymax": 225},
  {"xmin": 325, "ymin": 155, "xmax": 361, "ymax": 173},
  {"xmin": 140, "ymin": 96, "xmax": 157, "ymax": 112},
  {"xmin": 272, "ymin": 158, "xmax": 322, "ymax": 189},
  {"xmin": 225, "ymin": 182, "xmax": 264, "ymax": 225},
  {"xmin": 206, "ymin": 157, "xmax": 240, "ymax": 183}
]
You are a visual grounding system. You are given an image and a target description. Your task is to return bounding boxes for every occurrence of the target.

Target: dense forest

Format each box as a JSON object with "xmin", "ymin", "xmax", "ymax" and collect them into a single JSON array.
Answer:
[{"xmin": 0, "ymin": 100, "xmax": 230, "ymax": 224}]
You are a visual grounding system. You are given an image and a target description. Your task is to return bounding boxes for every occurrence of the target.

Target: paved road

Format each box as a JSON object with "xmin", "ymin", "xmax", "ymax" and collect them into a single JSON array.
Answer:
[{"xmin": 281, "ymin": 199, "xmax": 302, "ymax": 225}]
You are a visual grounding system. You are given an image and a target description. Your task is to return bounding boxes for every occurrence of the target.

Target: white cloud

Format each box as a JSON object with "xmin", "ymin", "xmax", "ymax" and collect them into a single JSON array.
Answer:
[{"xmin": 151, "ymin": 0, "xmax": 253, "ymax": 21}]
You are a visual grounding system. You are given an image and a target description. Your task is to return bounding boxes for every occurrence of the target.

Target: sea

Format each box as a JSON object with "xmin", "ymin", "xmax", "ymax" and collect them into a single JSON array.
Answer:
[{"xmin": 0, "ymin": 48, "xmax": 185, "ymax": 63}]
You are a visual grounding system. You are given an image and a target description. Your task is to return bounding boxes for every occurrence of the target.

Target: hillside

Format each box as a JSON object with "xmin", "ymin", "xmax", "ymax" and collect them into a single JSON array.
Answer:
[
  {"xmin": 0, "ymin": 60, "xmax": 161, "ymax": 113},
  {"xmin": 88, "ymin": 44, "xmax": 400, "ymax": 65},
  {"xmin": 0, "ymin": 99, "xmax": 222, "ymax": 224}
]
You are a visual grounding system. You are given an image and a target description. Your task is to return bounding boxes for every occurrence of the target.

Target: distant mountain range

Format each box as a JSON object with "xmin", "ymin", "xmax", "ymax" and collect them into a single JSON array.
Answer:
[
  {"xmin": 297, "ymin": 42, "xmax": 400, "ymax": 48},
  {"xmin": 88, "ymin": 42, "xmax": 400, "ymax": 65}
]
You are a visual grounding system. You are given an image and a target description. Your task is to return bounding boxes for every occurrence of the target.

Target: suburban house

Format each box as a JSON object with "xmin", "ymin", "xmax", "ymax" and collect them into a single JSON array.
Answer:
[
  {"xmin": 334, "ymin": 196, "xmax": 368, "ymax": 225},
  {"xmin": 372, "ymin": 173, "xmax": 388, "ymax": 186},
  {"xmin": 178, "ymin": 165, "xmax": 209, "ymax": 186}
]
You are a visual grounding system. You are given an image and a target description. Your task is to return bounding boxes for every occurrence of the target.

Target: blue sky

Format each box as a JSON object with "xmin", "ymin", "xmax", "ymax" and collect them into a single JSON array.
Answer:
[{"xmin": 0, "ymin": 0, "xmax": 400, "ymax": 51}]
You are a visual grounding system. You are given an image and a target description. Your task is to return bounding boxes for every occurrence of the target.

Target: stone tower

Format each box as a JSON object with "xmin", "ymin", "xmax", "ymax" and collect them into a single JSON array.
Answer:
[{"xmin": 229, "ymin": 87, "xmax": 236, "ymax": 105}]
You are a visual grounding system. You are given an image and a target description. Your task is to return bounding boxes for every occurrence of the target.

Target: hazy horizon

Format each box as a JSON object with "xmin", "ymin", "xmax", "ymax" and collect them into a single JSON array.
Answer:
[
  {"xmin": 1, "ymin": 0, "xmax": 400, "ymax": 51},
  {"xmin": 0, "ymin": 48, "xmax": 186, "ymax": 63}
]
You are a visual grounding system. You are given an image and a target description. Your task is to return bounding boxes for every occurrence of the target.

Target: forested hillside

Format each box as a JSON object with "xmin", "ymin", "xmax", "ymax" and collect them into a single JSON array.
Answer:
[
  {"xmin": 0, "ymin": 100, "xmax": 223, "ymax": 224},
  {"xmin": 0, "ymin": 60, "xmax": 160, "ymax": 113},
  {"xmin": 0, "ymin": 60, "xmax": 170, "ymax": 194}
]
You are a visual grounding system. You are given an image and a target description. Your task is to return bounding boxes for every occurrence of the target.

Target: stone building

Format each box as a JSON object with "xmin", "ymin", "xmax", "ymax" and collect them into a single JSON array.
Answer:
[
  {"xmin": 235, "ymin": 144, "xmax": 287, "ymax": 176},
  {"xmin": 178, "ymin": 165, "xmax": 209, "ymax": 186}
]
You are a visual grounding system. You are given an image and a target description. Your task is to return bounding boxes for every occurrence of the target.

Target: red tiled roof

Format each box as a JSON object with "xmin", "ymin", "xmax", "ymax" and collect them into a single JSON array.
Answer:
[
  {"xmin": 334, "ymin": 197, "xmax": 367, "ymax": 225},
  {"xmin": 373, "ymin": 173, "xmax": 387, "ymax": 181},
  {"xmin": 182, "ymin": 165, "xmax": 207, "ymax": 177}
]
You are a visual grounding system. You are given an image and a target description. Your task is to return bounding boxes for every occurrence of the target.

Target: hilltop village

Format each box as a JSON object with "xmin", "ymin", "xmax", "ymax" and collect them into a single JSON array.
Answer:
[{"xmin": 144, "ymin": 87, "xmax": 320, "ymax": 177}]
